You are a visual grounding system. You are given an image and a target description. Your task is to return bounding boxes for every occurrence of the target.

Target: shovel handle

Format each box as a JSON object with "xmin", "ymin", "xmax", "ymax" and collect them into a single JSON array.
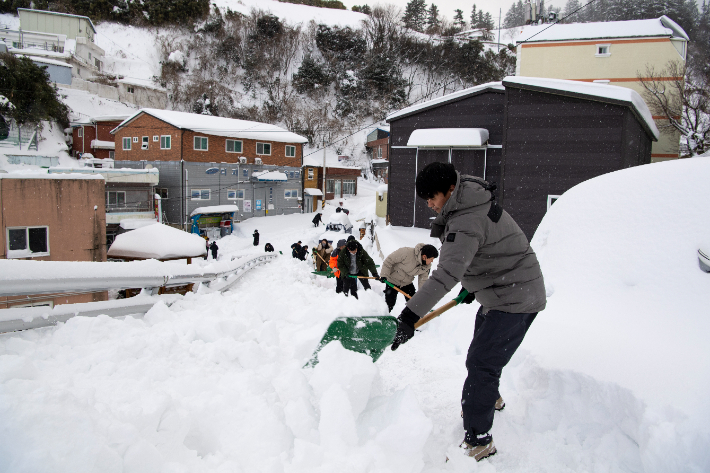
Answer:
[
  {"xmin": 413, "ymin": 290, "xmax": 469, "ymax": 329},
  {"xmin": 347, "ymin": 275, "xmax": 379, "ymax": 279},
  {"xmin": 384, "ymin": 280, "xmax": 412, "ymax": 299}
]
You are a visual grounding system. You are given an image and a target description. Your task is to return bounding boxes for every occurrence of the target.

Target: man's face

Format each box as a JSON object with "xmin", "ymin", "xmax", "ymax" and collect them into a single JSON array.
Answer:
[
  {"xmin": 349, "ymin": 248, "xmax": 357, "ymax": 254},
  {"xmin": 422, "ymin": 255, "xmax": 436, "ymax": 265},
  {"xmin": 426, "ymin": 185, "xmax": 456, "ymax": 213}
]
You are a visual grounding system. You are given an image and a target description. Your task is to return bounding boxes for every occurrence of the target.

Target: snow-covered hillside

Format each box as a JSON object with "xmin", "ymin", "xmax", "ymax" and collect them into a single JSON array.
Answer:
[{"xmin": 1, "ymin": 161, "xmax": 709, "ymax": 472}]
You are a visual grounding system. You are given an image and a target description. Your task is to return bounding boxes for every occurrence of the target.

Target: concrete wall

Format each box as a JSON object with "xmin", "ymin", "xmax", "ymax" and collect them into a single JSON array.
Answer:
[
  {"xmin": 518, "ymin": 37, "xmax": 684, "ymax": 160},
  {"xmin": 61, "ymin": 79, "xmax": 119, "ymax": 100},
  {"xmin": 117, "ymin": 83, "xmax": 168, "ymax": 109}
]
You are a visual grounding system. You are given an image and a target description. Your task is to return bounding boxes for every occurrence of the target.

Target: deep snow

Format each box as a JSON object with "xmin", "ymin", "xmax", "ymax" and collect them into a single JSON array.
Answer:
[{"xmin": 1, "ymin": 162, "xmax": 709, "ymax": 473}]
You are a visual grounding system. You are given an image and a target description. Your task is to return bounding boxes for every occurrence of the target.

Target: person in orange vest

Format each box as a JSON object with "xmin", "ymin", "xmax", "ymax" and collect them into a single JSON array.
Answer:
[{"xmin": 330, "ymin": 239, "xmax": 347, "ymax": 294}]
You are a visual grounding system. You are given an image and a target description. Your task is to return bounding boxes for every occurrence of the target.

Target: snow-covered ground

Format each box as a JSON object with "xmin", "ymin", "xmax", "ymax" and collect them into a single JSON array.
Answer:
[{"xmin": 1, "ymin": 161, "xmax": 709, "ymax": 473}]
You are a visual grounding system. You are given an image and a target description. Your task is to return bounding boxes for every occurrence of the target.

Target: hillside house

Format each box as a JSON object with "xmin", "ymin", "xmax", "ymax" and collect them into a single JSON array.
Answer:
[
  {"xmin": 515, "ymin": 15, "xmax": 688, "ymax": 161},
  {"xmin": 0, "ymin": 172, "xmax": 107, "ymax": 308},
  {"xmin": 111, "ymin": 109, "xmax": 308, "ymax": 226},
  {"xmin": 386, "ymin": 77, "xmax": 658, "ymax": 239},
  {"xmin": 71, "ymin": 115, "xmax": 129, "ymax": 159},
  {"xmin": 365, "ymin": 126, "xmax": 390, "ymax": 182},
  {"xmin": 302, "ymin": 156, "xmax": 361, "ymax": 212}
]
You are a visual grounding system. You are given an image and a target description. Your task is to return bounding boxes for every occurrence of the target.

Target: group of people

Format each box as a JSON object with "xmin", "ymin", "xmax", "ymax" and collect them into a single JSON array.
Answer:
[
  {"xmin": 203, "ymin": 237, "xmax": 219, "ymax": 260},
  {"xmin": 290, "ymin": 241, "xmax": 310, "ymax": 261}
]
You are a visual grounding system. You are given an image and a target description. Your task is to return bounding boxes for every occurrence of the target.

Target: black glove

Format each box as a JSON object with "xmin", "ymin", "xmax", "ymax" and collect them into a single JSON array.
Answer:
[
  {"xmin": 372, "ymin": 272, "xmax": 379, "ymax": 279},
  {"xmin": 458, "ymin": 287, "xmax": 476, "ymax": 304},
  {"xmin": 379, "ymin": 276, "xmax": 387, "ymax": 284},
  {"xmin": 391, "ymin": 307, "xmax": 419, "ymax": 351}
]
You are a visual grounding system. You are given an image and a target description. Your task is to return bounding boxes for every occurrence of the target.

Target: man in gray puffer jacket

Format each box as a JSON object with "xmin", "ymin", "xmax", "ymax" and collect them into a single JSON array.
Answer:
[{"xmin": 391, "ymin": 162, "xmax": 546, "ymax": 461}]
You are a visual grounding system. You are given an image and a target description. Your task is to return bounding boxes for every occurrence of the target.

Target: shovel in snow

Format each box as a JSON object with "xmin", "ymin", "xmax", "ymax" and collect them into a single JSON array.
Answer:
[{"xmin": 304, "ymin": 290, "xmax": 470, "ymax": 367}]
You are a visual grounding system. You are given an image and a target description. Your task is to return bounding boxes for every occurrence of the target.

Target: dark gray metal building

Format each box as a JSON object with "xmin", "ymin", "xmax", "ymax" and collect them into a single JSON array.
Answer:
[{"xmin": 386, "ymin": 77, "xmax": 659, "ymax": 238}]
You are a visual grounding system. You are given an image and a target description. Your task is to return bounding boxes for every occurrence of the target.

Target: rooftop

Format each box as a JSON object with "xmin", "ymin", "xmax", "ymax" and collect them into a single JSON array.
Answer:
[
  {"xmin": 112, "ymin": 109, "xmax": 308, "ymax": 144},
  {"xmin": 18, "ymin": 8, "xmax": 97, "ymax": 34}
]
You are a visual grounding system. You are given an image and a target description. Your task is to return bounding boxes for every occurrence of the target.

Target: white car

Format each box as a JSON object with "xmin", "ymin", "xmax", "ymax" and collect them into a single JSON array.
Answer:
[{"xmin": 319, "ymin": 212, "xmax": 353, "ymax": 244}]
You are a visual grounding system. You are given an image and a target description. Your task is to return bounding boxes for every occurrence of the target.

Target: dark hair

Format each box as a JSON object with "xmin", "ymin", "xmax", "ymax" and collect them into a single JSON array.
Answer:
[
  {"xmin": 347, "ymin": 235, "xmax": 356, "ymax": 241},
  {"xmin": 420, "ymin": 244, "xmax": 439, "ymax": 259},
  {"xmin": 347, "ymin": 240, "xmax": 358, "ymax": 251},
  {"xmin": 415, "ymin": 162, "xmax": 457, "ymax": 200}
]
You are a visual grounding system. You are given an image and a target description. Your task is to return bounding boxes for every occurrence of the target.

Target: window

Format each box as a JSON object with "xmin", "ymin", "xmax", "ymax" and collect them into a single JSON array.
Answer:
[
  {"xmin": 285, "ymin": 145, "xmax": 296, "ymax": 157},
  {"xmin": 377, "ymin": 146, "xmax": 382, "ymax": 158},
  {"xmin": 596, "ymin": 44, "xmax": 610, "ymax": 57},
  {"xmin": 343, "ymin": 179, "xmax": 356, "ymax": 195},
  {"xmin": 326, "ymin": 179, "xmax": 335, "ymax": 193},
  {"xmin": 106, "ymin": 191, "xmax": 126, "ymax": 208},
  {"xmin": 243, "ymin": 169, "xmax": 249, "ymax": 178},
  {"xmin": 122, "ymin": 137, "xmax": 131, "ymax": 150},
  {"xmin": 7, "ymin": 226, "xmax": 49, "ymax": 258},
  {"xmin": 142, "ymin": 136, "xmax": 149, "ymax": 150},
  {"xmin": 226, "ymin": 140, "xmax": 243, "ymax": 153},
  {"xmin": 308, "ymin": 168, "xmax": 314, "ymax": 180},
  {"xmin": 284, "ymin": 189, "xmax": 298, "ymax": 198},
  {"xmin": 547, "ymin": 195, "xmax": 561, "ymax": 210},
  {"xmin": 228, "ymin": 189, "xmax": 244, "ymax": 200},
  {"xmin": 256, "ymin": 142, "xmax": 271, "ymax": 155},
  {"xmin": 158, "ymin": 188, "xmax": 168, "ymax": 199},
  {"xmin": 295, "ymin": 171, "xmax": 300, "ymax": 178},
  {"xmin": 160, "ymin": 135, "xmax": 171, "ymax": 149},
  {"xmin": 127, "ymin": 86, "xmax": 135, "ymax": 93},
  {"xmin": 194, "ymin": 136, "xmax": 208, "ymax": 151},
  {"xmin": 153, "ymin": 135, "xmax": 159, "ymax": 142},
  {"xmin": 289, "ymin": 171, "xmax": 294, "ymax": 179},
  {"xmin": 78, "ymin": 127, "xmax": 83, "ymax": 138},
  {"xmin": 132, "ymin": 137, "xmax": 138, "ymax": 143},
  {"xmin": 191, "ymin": 189, "xmax": 210, "ymax": 200}
]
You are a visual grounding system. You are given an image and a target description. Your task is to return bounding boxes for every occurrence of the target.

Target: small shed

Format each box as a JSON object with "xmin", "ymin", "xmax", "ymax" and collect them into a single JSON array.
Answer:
[
  {"xmin": 107, "ymin": 222, "xmax": 207, "ymax": 263},
  {"xmin": 385, "ymin": 77, "xmax": 658, "ymax": 238},
  {"xmin": 189, "ymin": 204, "xmax": 239, "ymax": 239}
]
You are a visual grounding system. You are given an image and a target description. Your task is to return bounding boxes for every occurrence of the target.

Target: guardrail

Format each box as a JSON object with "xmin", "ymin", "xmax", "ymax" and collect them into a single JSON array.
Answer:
[{"xmin": 0, "ymin": 253, "xmax": 278, "ymax": 333}]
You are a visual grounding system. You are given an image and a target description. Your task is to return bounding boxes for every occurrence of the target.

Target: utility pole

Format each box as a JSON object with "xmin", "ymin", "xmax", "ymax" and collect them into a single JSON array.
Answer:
[{"xmin": 322, "ymin": 137, "xmax": 327, "ymax": 209}]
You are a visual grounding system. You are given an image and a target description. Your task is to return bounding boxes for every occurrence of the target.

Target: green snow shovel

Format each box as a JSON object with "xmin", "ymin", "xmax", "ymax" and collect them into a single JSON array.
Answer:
[
  {"xmin": 304, "ymin": 289, "xmax": 470, "ymax": 367},
  {"xmin": 312, "ymin": 270, "xmax": 335, "ymax": 278}
]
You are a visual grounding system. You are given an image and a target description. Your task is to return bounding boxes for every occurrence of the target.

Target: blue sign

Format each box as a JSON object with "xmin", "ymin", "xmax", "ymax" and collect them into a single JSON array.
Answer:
[
  {"xmin": 205, "ymin": 167, "xmax": 219, "ymax": 174},
  {"xmin": 256, "ymin": 199, "xmax": 262, "ymax": 210}
]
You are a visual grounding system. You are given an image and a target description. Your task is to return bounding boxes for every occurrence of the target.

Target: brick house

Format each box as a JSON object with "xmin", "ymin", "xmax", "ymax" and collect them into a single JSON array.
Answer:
[
  {"xmin": 71, "ymin": 115, "xmax": 129, "ymax": 159},
  {"xmin": 111, "ymin": 109, "xmax": 308, "ymax": 227},
  {"xmin": 365, "ymin": 126, "xmax": 390, "ymax": 183},
  {"xmin": 0, "ymin": 173, "xmax": 107, "ymax": 308},
  {"xmin": 302, "ymin": 156, "xmax": 361, "ymax": 212}
]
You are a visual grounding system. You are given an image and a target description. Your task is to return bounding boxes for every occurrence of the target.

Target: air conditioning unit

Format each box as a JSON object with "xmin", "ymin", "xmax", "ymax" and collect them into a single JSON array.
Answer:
[
  {"xmin": 255, "ymin": 158, "xmax": 263, "ymax": 165},
  {"xmin": 239, "ymin": 157, "xmax": 247, "ymax": 164}
]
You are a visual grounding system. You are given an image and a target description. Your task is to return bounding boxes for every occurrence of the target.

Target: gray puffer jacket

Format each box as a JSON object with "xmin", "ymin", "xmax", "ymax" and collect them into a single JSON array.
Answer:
[
  {"xmin": 381, "ymin": 243, "xmax": 431, "ymax": 288},
  {"xmin": 406, "ymin": 172, "xmax": 546, "ymax": 316}
]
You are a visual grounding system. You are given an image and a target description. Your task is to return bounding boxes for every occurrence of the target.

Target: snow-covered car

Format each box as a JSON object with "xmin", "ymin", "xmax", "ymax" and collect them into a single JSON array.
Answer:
[{"xmin": 319, "ymin": 212, "xmax": 353, "ymax": 244}]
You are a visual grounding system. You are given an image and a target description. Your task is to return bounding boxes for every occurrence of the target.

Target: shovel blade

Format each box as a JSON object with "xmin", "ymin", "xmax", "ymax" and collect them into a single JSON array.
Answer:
[
  {"xmin": 305, "ymin": 316, "xmax": 398, "ymax": 367},
  {"xmin": 311, "ymin": 271, "xmax": 335, "ymax": 278}
]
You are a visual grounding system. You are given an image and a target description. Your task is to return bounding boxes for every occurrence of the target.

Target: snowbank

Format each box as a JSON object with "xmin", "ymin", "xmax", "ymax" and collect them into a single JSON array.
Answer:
[{"xmin": 108, "ymin": 223, "xmax": 207, "ymax": 259}]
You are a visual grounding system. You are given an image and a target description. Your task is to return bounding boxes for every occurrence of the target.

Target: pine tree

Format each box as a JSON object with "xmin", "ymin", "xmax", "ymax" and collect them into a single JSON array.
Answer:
[
  {"xmin": 427, "ymin": 4, "xmax": 441, "ymax": 32},
  {"xmin": 403, "ymin": 0, "xmax": 428, "ymax": 31},
  {"xmin": 470, "ymin": 4, "xmax": 478, "ymax": 27},
  {"xmin": 484, "ymin": 12, "xmax": 494, "ymax": 30},
  {"xmin": 453, "ymin": 8, "xmax": 466, "ymax": 30},
  {"xmin": 503, "ymin": 0, "xmax": 526, "ymax": 28}
]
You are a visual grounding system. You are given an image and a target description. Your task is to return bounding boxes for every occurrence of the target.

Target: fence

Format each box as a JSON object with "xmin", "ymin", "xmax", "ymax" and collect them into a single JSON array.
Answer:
[{"xmin": 0, "ymin": 122, "xmax": 39, "ymax": 151}]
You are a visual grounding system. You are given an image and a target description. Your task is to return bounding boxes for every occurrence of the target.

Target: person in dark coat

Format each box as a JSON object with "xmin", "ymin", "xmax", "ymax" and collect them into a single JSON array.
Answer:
[
  {"xmin": 330, "ymin": 239, "xmax": 346, "ymax": 294},
  {"xmin": 209, "ymin": 241, "xmax": 219, "ymax": 260},
  {"xmin": 337, "ymin": 239, "xmax": 379, "ymax": 299},
  {"xmin": 345, "ymin": 236, "xmax": 372, "ymax": 290},
  {"xmin": 291, "ymin": 241, "xmax": 302, "ymax": 258},
  {"xmin": 252, "ymin": 230, "xmax": 260, "ymax": 246},
  {"xmin": 204, "ymin": 239, "xmax": 209, "ymax": 260},
  {"xmin": 264, "ymin": 243, "xmax": 274, "ymax": 252},
  {"xmin": 391, "ymin": 162, "xmax": 546, "ymax": 461},
  {"xmin": 312, "ymin": 213, "xmax": 323, "ymax": 227},
  {"xmin": 297, "ymin": 245, "xmax": 309, "ymax": 261}
]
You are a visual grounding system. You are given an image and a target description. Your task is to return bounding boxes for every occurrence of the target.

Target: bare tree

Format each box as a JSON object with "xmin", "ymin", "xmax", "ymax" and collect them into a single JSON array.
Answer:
[{"xmin": 638, "ymin": 60, "xmax": 710, "ymax": 156}]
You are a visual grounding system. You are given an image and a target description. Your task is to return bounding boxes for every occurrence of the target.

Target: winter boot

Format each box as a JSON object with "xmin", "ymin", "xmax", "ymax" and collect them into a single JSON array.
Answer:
[{"xmin": 460, "ymin": 433, "xmax": 496, "ymax": 461}]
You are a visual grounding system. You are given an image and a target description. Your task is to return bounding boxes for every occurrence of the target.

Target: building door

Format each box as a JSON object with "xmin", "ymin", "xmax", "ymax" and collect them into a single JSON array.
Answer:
[
  {"xmin": 334, "ymin": 180, "xmax": 341, "ymax": 199},
  {"xmin": 414, "ymin": 149, "xmax": 449, "ymax": 228},
  {"xmin": 305, "ymin": 195, "xmax": 312, "ymax": 213}
]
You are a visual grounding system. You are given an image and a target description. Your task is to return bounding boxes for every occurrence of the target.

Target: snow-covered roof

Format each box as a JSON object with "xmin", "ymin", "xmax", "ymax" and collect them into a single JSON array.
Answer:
[
  {"xmin": 48, "ymin": 167, "xmax": 159, "ymax": 184},
  {"xmin": 116, "ymin": 78, "xmax": 166, "ymax": 91},
  {"xmin": 90, "ymin": 139, "xmax": 115, "ymax": 149},
  {"xmin": 407, "ymin": 128, "xmax": 489, "ymax": 147},
  {"xmin": 304, "ymin": 188, "xmax": 323, "ymax": 196},
  {"xmin": 516, "ymin": 15, "xmax": 688, "ymax": 44},
  {"xmin": 372, "ymin": 159, "xmax": 389, "ymax": 164},
  {"xmin": 328, "ymin": 212, "xmax": 352, "ymax": 226},
  {"xmin": 112, "ymin": 109, "xmax": 308, "ymax": 144},
  {"xmin": 503, "ymin": 76, "xmax": 659, "ymax": 140},
  {"xmin": 22, "ymin": 55, "xmax": 71, "ymax": 68},
  {"xmin": 107, "ymin": 223, "xmax": 207, "ymax": 260},
  {"xmin": 387, "ymin": 82, "xmax": 504, "ymax": 122},
  {"xmin": 252, "ymin": 170, "xmax": 288, "ymax": 182},
  {"xmin": 0, "ymin": 172, "xmax": 103, "ymax": 180},
  {"xmin": 18, "ymin": 8, "xmax": 97, "ymax": 34},
  {"xmin": 190, "ymin": 205, "xmax": 240, "ymax": 217},
  {"xmin": 73, "ymin": 115, "xmax": 131, "ymax": 126},
  {"xmin": 302, "ymin": 155, "xmax": 360, "ymax": 169}
]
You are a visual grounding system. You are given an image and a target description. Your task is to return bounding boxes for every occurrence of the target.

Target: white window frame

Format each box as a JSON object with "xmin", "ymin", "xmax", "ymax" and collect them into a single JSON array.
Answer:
[
  {"xmin": 342, "ymin": 179, "xmax": 356, "ymax": 196},
  {"xmin": 122, "ymin": 137, "xmax": 131, "ymax": 150},
  {"xmin": 285, "ymin": 145, "xmax": 296, "ymax": 157},
  {"xmin": 256, "ymin": 142, "xmax": 271, "ymax": 155},
  {"xmin": 109, "ymin": 151, "xmax": 115, "ymax": 159},
  {"xmin": 547, "ymin": 195, "xmax": 561, "ymax": 210},
  {"xmin": 77, "ymin": 127, "xmax": 83, "ymax": 138},
  {"xmin": 132, "ymin": 137, "xmax": 138, "ymax": 143},
  {"xmin": 227, "ymin": 189, "xmax": 244, "ymax": 200},
  {"xmin": 308, "ymin": 168, "xmax": 314, "ymax": 180},
  {"xmin": 191, "ymin": 189, "xmax": 211, "ymax": 200},
  {"xmin": 160, "ymin": 135, "xmax": 171, "ymax": 150},
  {"xmin": 142, "ymin": 136, "xmax": 149, "ymax": 150},
  {"xmin": 226, "ymin": 139, "xmax": 243, "ymax": 153},
  {"xmin": 595, "ymin": 44, "xmax": 611, "ymax": 57},
  {"xmin": 284, "ymin": 189, "xmax": 299, "ymax": 199},
  {"xmin": 194, "ymin": 136, "xmax": 208, "ymax": 151},
  {"xmin": 6, "ymin": 226, "xmax": 50, "ymax": 258},
  {"xmin": 153, "ymin": 135, "xmax": 159, "ymax": 142},
  {"xmin": 377, "ymin": 146, "xmax": 382, "ymax": 158}
]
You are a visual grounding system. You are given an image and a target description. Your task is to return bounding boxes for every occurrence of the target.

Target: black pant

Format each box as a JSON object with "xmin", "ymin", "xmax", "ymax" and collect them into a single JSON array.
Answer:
[
  {"xmin": 384, "ymin": 283, "xmax": 416, "ymax": 312},
  {"xmin": 335, "ymin": 276, "xmax": 343, "ymax": 293},
  {"xmin": 357, "ymin": 271, "xmax": 371, "ymax": 290},
  {"xmin": 462, "ymin": 307, "xmax": 537, "ymax": 442},
  {"xmin": 343, "ymin": 274, "xmax": 358, "ymax": 299}
]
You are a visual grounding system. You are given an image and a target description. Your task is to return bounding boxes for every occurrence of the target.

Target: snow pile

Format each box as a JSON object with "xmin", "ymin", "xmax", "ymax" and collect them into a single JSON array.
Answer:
[
  {"xmin": 529, "ymin": 157, "xmax": 710, "ymax": 470},
  {"xmin": 167, "ymin": 50, "xmax": 185, "ymax": 64},
  {"xmin": 119, "ymin": 218, "xmax": 157, "ymax": 230},
  {"xmin": 108, "ymin": 223, "xmax": 207, "ymax": 259}
]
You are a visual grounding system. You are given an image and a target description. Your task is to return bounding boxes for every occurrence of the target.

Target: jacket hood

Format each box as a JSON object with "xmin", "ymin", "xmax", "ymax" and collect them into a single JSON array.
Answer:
[{"xmin": 439, "ymin": 172, "xmax": 492, "ymax": 220}]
